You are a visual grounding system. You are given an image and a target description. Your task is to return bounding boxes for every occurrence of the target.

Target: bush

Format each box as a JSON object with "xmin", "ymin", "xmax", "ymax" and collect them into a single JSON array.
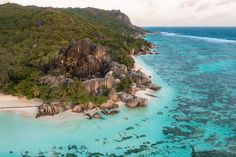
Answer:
[{"xmin": 116, "ymin": 78, "xmax": 133, "ymax": 92}]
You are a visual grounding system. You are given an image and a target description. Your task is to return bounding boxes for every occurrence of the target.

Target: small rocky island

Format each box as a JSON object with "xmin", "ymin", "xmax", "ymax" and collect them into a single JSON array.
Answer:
[{"xmin": 36, "ymin": 38, "xmax": 161, "ymax": 118}]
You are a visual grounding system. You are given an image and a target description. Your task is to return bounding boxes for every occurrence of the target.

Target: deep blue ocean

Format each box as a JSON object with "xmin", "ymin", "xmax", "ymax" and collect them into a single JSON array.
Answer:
[{"xmin": 0, "ymin": 27, "xmax": 236, "ymax": 157}]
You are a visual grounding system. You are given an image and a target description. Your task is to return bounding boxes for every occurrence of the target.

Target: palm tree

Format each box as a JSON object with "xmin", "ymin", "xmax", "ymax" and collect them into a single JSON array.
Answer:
[
  {"xmin": 32, "ymin": 85, "xmax": 41, "ymax": 97},
  {"xmin": 58, "ymin": 85, "xmax": 68, "ymax": 99}
]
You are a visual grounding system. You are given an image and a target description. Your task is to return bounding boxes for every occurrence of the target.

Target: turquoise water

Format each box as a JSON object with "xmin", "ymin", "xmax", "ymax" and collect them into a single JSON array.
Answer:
[{"xmin": 0, "ymin": 27, "xmax": 236, "ymax": 156}]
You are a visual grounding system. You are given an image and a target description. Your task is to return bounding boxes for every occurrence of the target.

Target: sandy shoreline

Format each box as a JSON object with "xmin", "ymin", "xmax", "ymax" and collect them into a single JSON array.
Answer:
[{"xmin": 0, "ymin": 56, "xmax": 156, "ymax": 120}]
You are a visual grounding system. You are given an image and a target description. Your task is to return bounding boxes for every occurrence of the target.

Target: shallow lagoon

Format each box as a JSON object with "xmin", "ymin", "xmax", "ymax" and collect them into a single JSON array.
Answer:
[{"xmin": 0, "ymin": 27, "xmax": 236, "ymax": 157}]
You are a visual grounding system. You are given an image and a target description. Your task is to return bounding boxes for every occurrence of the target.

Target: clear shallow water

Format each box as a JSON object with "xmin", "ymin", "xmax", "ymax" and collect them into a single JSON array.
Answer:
[{"xmin": 0, "ymin": 27, "xmax": 236, "ymax": 157}]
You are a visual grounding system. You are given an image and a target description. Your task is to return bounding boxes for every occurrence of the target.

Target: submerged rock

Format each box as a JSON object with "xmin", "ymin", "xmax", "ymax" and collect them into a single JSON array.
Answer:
[
  {"xmin": 191, "ymin": 148, "xmax": 236, "ymax": 157},
  {"xmin": 93, "ymin": 112, "xmax": 102, "ymax": 119},
  {"xmin": 101, "ymin": 109, "xmax": 119, "ymax": 115}
]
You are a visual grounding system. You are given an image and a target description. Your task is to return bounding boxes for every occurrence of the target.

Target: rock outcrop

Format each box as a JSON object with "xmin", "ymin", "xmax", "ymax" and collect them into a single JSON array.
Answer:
[
  {"xmin": 128, "ymin": 70, "xmax": 160, "ymax": 91},
  {"xmin": 72, "ymin": 105, "xmax": 83, "ymax": 113},
  {"xmin": 102, "ymin": 109, "xmax": 120, "ymax": 115},
  {"xmin": 120, "ymin": 92, "xmax": 134, "ymax": 102},
  {"xmin": 108, "ymin": 88, "xmax": 119, "ymax": 102},
  {"xmin": 126, "ymin": 97, "xmax": 148, "ymax": 108},
  {"xmin": 93, "ymin": 112, "xmax": 102, "ymax": 119},
  {"xmin": 110, "ymin": 62, "xmax": 128, "ymax": 79},
  {"xmin": 131, "ymin": 42, "xmax": 158, "ymax": 55},
  {"xmin": 129, "ymin": 70, "xmax": 151, "ymax": 85},
  {"xmin": 99, "ymin": 100, "xmax": 118, "ymax": 110},
  {"xmin": 82, "ymin": 72, "xmax": 116, "ymax": 93},
  {"xmin": 58, "ymin": 38, "xmax": 110, "ymax": 78},
  {"xmin": 36, "ymin": 102, "xmax": 67, "ymax": 118},
  {"xmin": 38, "ymin": 39, "xmax": 160, "ymax": 116}
]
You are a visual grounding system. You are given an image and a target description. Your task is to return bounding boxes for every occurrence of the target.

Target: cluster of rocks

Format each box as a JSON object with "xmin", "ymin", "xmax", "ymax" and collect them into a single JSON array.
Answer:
[
  {"xmin": 120, "ymin": 93, "xmax": 147, "ymax": 108},
  {"xmin": 128, "ymin": 70, "xmax": 160, "ymax": 90},
  {"xmin": 35, "ymin": 38, "xmax": 161, "ymax": 118},
  {"xmin": 131, "ymin": 42, "xmax": 160, "ymax": 55},
  {"xmin": 57, "ymin": 38, "xmax": 110, "ymax": 79}
]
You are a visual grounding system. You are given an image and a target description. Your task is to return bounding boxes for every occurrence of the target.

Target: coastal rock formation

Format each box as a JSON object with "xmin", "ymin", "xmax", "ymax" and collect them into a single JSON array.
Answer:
[
  {"xmin": 110, "ymin": 62, "xmax": 128, "ymax": 78},
  {"xmin": 72, "ymin": 105, "xmax": 83, "ymax": 113},
  {"xmin": 39, "ymin": 75, "xmax": 74, "ymax": 88},
  {"xmin": 58, "ymin": 38, "xmax": 110, "ymax": 78},
  {"xmin": 121, "ymin": 93, "xmax": 134, "ymax": 102},
  {"xmin": 132, "ymin": 42, "xmax": 157, "ymax": 55},
  {"xmin": 147, "ymin": 83, "xmax": 161, "ymax": 91},
  {"xmin": 87, "ymin": 102, "xmax": 95, "ymax": 110},
  {"xmin": 36, "ymin": 102, "xmax": 67, "ymax": 118},
  {"xmin": 128, "ymin": 70, "xmax": 161, "ymax": 91},
  {"xmin": 84, "ymin": 112, "xmax": 103, "ymax": 119},
  {"xmin": 126, "ymin": 97, "xmax": 148, "ymax": 108},
  {"xmin": 99, "ymin": 100, "xmax": 118, "ymax": 110},
  {"xmin": 108, "ymin": 88, "xmax": 119, "ymax": 102},
  {"xmin": 127, "ymin": 83, "xmax": 139, "ymax": 95},
  {"xmin": 92, "ymin": 112, "xmax": 102, "ymax": 119},
  {"xmin": 129, "ymin": 70, "xmax": 151, "ymax": 85},
  {"xmin": 82, "ymin": 73, "xmax": 116, "ymax": 93},
  {"xmin": 102, "ymin": 109, "xmax": 120, "ymax": 115}
]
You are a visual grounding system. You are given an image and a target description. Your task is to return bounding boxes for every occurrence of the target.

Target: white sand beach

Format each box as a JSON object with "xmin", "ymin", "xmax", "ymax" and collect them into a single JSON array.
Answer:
[{"xmin": 0, "ymin": 94, "xmax": 42, "ymax": 118}]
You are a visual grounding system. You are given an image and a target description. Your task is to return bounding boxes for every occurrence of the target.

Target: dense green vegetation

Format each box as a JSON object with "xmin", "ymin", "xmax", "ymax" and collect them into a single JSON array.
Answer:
[
  {"xmin": 0, "ymin": 3, "xmax": 148, "ymax": 103},
  {"xmin": 116, "ymin": 78, "xmax": 133, "ymax": 92}
]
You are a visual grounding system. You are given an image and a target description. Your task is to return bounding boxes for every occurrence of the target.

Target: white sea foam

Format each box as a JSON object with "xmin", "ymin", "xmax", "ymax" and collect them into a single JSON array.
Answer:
[{"xmin": 161, "ymin": 32, "xmax": 236, "ymax": 44}]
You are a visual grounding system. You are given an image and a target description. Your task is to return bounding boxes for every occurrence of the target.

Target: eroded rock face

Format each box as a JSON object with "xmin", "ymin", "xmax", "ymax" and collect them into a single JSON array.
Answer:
[
  {"xmin": 58, "ymin": 38, "xmax": 110, "ymax": 78},
  {"xmin": 82, "ymin": 73, "xmax": 116, "ymax": 93},
  {"xmin": 36, "ymin": 102, "xmax": 67, "ymax": 118},
  {"xmin": 72, "ymin": 105, "xmax": 83, "ymax": 113},
  {"xmin": 146, "ymin": 83, "xmax": 161, "ymax": 91},
  {"xmin": 110, "ymin": 62, "xmax": 128, "ymax": 79},
  {"xmin": 129, "ymin": 70, "xmax": 152, "ymax": 86},
  {"xmin": 128, "ymin": 70, "xmax": 161, "ymax": 91},
  {"xmin": 99, "ymin": 100, "xmax": 118, "ymax": 110},
  {"xmin": 126, "ymin": 97, "xmax": 148, "ymax": 108},
  {"xmin": 121, "ymin": 93, "xmax": 134, "ymax": 102},
  {"xmin": 108, "ymin": 88, "xmax": 119, "ymax": 102},
  {"xmin": 87, "ymin": 102, "xmax": 95, "ymax": 110}
]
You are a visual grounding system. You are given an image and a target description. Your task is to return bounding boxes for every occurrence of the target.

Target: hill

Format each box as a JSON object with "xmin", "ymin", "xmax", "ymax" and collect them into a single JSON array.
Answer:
[{"xmin": 0, "ymin": 3, "xmax": 153, "ymax": 107}]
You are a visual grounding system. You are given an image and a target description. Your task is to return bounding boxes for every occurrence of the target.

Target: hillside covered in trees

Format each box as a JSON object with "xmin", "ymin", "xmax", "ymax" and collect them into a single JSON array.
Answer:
[{"xmin": 0, "ymin": 3, "xmax": 153, "ymax": 105}]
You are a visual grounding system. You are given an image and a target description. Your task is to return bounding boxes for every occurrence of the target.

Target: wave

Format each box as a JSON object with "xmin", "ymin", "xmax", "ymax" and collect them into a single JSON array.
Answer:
[{"xmin": 160, "ymin": 32, "xmax": 236, "ymax": 44}]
